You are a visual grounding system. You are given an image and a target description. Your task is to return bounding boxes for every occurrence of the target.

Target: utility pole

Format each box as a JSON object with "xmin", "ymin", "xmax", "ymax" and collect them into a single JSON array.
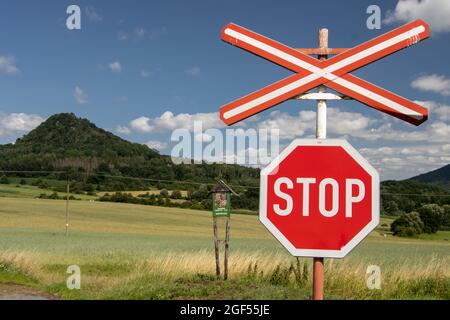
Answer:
[{"xmin": 65, "ymin": 177, "xmax": 70, "ymax": 236}]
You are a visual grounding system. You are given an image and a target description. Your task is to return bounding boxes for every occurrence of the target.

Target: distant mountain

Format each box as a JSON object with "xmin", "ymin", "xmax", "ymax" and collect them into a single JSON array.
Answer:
[
  {"xmin": 409, "ymin": 164, "xmax": 450, "ymax": 190},
  {"xmin": 0, "ymin": 113, "xmax": 260, "ymax": 188}
]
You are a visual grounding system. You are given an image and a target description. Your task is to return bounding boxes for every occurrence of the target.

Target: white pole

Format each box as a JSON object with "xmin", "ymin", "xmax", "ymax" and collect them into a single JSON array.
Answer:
[
  {"xmin": 316, "ymin": 85, "xmax": 327, "ymax": 139},
  {"xmin": 316, "ymin": 28, "xmax": 328, "ymax": 140},
  {"xmin": 313, "ymin": 27, "xmax": 328, "ymax": 301}
]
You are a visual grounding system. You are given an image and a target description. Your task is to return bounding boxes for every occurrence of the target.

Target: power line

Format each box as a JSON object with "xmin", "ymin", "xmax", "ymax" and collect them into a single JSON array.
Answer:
[{"xmin": 1, "ymin": 169, "xmax": 450, "ymax": 197}]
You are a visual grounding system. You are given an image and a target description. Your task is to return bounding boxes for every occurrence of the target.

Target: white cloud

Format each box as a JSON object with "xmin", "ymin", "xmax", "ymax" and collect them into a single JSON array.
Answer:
[
  {"xmin": 129, "ymin": 111, "xmax": 223, "ymax": 134},
  {"xmin": 253, "ymin": 101, "xmax": 445, "ymax": 143},
  {"xmin": 130, "ymin": 116, "xmax": 153, "ymax": 133},
  {"xmin": 0, "ymin": 113, "xmax": 44, "ymax": 137},
  {"xmin": 411, "ymin": 74, "xmax": 450, "ymax": 96},
  {"xmin": 73, "ymin": 86, "xmax": 88, "ymax": 104},
  {"xmin": 140, "ymin": 69, "xmax": 151, "ymax": 78},
  {"xmin": 146, "ymin": 140, "xmax": 168, "ymax": 150},
  {"xmin": 116, "ymin": 125, "xmax": 131, "ymax": 135},
  {"xmin": 195, "ymin": 133, "xmax": 213, "ymax": 143},
  {"xmin": 135, "ymin": 28, "xmax": 146, "ymax": 37},
  {"xmin": 385, "ymin": 0, "xmax": 450, "ymax": 33},
  {"xmin": 118, "ymin": 31, "xmax": 128, "ymax": 41},
  {"xmin": 127, "ymin": 111, "xmax": 230, "ymax": 137},
  {"xmin": 257, "ymin": 110, "xmax": 315, "ymax": 139},
  {"xmin": 186, "ymin": 67, "xmax": 201, "ymax": 76},
  {"xmin": 257, "ymin": 108, "xmax": 374, "ymax": 140},
  {"xmin": 0, "ymin": 56, "xmax": 20, "ymax": 75},
  {"xmin": 153, "ymin": 111, "xmax": 224, "ymax": 132},
  {"xmin": 360, "ymin": 143, "xmax": 450, "ymax": 179},
  {"xmin": 109, "ymin": 61, "xmax": 122, "ymax": 73},
  {"xmin": 85, "ymin": 6, "xmax": 103, "ymax": 22},
  {"xmin": 353, "ymin": 121, "xmax": 450, "ymax": 143},
  {"xmin": 118, "ymin": 26, "xmax": 167, "ymax": 41}
]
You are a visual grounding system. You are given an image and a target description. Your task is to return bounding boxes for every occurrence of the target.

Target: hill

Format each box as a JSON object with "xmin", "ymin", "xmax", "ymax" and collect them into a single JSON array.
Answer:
[
  {"xmin": 0, "ymin": 113, "xmax": 260, "ymax": 191},
  {"xmin": 410, "ymin": 164, "xmax": 450, "ymax": 190},
  {"xmin": 1, "ymin": 113, "xmax": 448, "ymax": 214}
]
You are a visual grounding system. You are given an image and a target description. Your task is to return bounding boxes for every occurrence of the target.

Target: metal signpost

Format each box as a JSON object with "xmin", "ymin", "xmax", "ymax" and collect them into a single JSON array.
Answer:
[{"xmin": 219, "ymin": 20, "xmax": 430, "ymax": 299}]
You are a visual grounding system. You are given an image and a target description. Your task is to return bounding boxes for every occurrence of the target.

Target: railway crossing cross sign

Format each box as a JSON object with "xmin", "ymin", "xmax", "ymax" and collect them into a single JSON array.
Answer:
[{"xmin": 220, "ymin": 20, "xmax": 429, "ymax": 126}]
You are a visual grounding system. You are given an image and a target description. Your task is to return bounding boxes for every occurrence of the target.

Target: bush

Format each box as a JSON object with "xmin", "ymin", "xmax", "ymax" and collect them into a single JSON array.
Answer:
[
  {"xmin": 20, "ymin": 179, "xmax": 27, "ymax": 185},
  {"xmin": 0, "ymin": 176, "xmax": 10, "ymax": 184},
  {"xmin": 391, "ymin": 212, "xmax": 424, "ymax": 237},
  {"xmin": 170, "ymin": 190, "xmax": 182, "ymax": 199},
  {"xmin": 159, "ymin": 189, "xmax": 169, "ymax": 198},
  {"xmin": 442, "ymin": 205, "xmax": 450, "ymax": 231},
  {"xmin": 418, "ymin": 204, "xmax": 445, "ymax": 234}
]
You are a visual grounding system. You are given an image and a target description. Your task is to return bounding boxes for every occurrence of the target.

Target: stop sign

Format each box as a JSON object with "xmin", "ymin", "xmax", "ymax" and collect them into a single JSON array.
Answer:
[{"xmin": 260, "ymin": 139, "xmax": 379, "ymax": 258}]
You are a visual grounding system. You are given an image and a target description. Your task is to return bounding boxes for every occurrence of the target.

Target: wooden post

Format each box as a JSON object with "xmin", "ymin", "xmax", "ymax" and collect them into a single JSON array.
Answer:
[
  {"xmin": 312, "ymin": 28, "xmax": 328, "ymax": 301},
  {"xmin": 65, "ymin": 178, "xmax": 70, "ymax": 236},
  {"xmin": 213, "ymin": 217, "xmax": 221, "ymax": 279},
  {"xmin": 223, "ymin": 216, "xmax": 230, "ymax": 280}
]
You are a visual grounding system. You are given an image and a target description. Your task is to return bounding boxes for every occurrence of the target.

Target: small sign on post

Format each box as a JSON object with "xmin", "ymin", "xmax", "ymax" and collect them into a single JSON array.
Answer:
[
  {"xmin": 213, "ymin": 192, "xmax": 231, "ymax": 217},
  {"xmin": 209, "ymin": 180, "xmax": 237, "ymax": 280}
]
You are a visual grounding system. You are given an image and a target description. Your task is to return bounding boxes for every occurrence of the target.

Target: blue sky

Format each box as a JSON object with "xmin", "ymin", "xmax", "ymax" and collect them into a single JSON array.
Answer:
[{"xmin": 0, "ymin": 0, "xmax": 449, "ymax": 180}]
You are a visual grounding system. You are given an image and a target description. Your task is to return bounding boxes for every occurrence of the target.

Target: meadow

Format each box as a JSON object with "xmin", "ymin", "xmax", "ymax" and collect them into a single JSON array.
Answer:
[{"xmin": 0, "ymin": 186, "xmax": 449, "ymax": 300}]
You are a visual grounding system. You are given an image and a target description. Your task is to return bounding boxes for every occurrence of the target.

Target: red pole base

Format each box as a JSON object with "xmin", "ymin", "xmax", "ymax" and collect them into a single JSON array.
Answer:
[{"xmin": 313, "ymin": 257, "xmax": 324, "ymax": 300}]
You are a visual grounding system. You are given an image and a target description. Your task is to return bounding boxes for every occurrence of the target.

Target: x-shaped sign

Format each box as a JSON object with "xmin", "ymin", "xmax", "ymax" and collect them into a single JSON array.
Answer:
[{"xmin": 220, "ymin": 20, "xmax": 429, "ymax": 126}]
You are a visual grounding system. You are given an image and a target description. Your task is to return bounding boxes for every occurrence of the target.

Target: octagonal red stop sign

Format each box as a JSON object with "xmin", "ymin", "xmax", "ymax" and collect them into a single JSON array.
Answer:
[{"xmin": 260, "ymin": 139, "xmax": 379, "ymax": 258}]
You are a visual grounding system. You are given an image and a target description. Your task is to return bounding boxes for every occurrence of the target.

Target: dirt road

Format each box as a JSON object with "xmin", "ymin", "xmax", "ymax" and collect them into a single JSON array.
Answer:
[{"xmin": 0, "ymin": 284, "xmax": 57, "ymax": 300}]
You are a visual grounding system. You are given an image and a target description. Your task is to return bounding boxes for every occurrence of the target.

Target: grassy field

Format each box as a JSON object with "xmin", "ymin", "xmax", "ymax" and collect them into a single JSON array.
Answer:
[
  {"xmin": 0, "ymin": 196, "xmax": 449, "ymax": 300},
  {"xmin": 0, "ymin": 183, "xmax": 97, "ymax": 201}
]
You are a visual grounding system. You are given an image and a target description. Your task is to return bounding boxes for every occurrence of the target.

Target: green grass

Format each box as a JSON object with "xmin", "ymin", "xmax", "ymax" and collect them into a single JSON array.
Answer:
[
  {"xmin": 418, "ymin": 231, "xmax": 450, "ymax": 241},
  {"xmin": 0, "ymin": 262, "xmax": 38, "ymax": 287},
  {"xmin": 0, "ymin": 196, "xmax": 448, "ymax": 300},
  {"xmin": 0, "ymin": 183, "xmax": 97, "ymax": 201}
]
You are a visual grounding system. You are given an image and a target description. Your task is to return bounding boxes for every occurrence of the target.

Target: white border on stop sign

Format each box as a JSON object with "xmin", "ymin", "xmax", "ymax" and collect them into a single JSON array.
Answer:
[{"xmin": 259, "ymin": 139, "xmax": 380, "ymax": 258}]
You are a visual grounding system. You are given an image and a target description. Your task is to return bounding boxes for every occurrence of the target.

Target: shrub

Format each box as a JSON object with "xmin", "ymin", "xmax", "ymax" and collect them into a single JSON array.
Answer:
[
  {"xmin": 418, "ymin": 204, "xmax": 445, "ymax": 234},
  {"xmin": 160, "ymin": 189, "xmax": 169, "ymax": 198},
  {"xmin": 170, "ymin": 190, "xmax": 182, "ymax": 199},
  {"xmin": 0, "ymin": 176, "xmax": 10, "ymax": 184},
  {"xmin": 391, "ymin": 212, "xmax": 424, "ymax": 237}
]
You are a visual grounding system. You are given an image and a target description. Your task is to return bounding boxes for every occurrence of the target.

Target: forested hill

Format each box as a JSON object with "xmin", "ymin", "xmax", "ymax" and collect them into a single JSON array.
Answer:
[
  {"xmin": 4, "ymin": 113, "xmax": 159, "ymax": 159},
  {"xmin": 410, "ymin": 164, "xmax": 450, "ymax": 190},
  {"xmin": 0, "ymin": 113, "xmax": 260, "ymax": 189}
]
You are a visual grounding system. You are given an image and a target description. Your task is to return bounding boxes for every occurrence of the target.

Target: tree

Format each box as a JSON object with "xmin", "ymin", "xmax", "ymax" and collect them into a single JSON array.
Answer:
[
  {"xmin": 0, "ymin": 176, "xmax": 10, "ymax": 184},
  {"xmin": 390, "ymin": 212, "xmax": 424, "ymax": 237},
  {"xmin": 171, "ymin": 190, "xmax": 182, "ymax": 199},
  {"xmin": 442, "ymin": 205, "xmax": 450, "ymax": 231},
  {"xmin": 160, "ymin": 189, "xmax": 169, "ymax": 198},
  {"xmin": 417, "ymin": 204, "xmax": 444, "ymax": 234}
]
